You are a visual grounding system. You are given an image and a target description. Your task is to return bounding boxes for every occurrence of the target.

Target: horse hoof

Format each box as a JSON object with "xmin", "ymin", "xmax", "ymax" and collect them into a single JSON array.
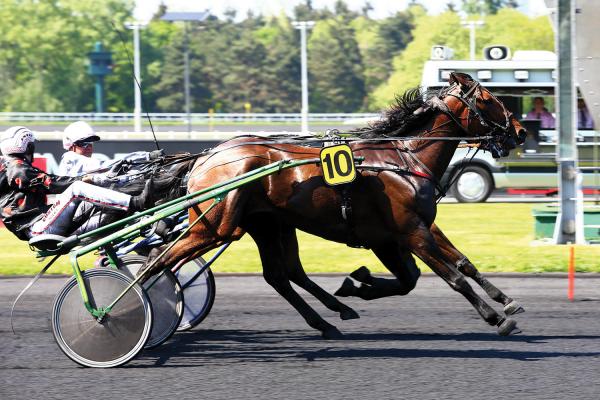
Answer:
[
  {"xmin": 350, "ymin": 266, "xmax": 372, "ymax": 284},
  {"xmin": 497, "ymin": 318, "xmax": 521, "ymax": 336},
  {"xmin": 340, "ymin": 308, "xmax": 360, "ymax": 320},
  {"xmin": 334, "ymin": 278, "xmax": 356, "ymax": 297},
  {"xmin": 504, "ymin": 300, "xmax": 525, "ymax": 315},
  {"xmin": 322, "ymin": 327, "xmax": 344, "ymax": 340}
]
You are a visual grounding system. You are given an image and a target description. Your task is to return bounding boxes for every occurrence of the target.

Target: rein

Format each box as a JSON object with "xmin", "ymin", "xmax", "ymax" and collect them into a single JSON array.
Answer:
[{"xmin": 154, "ymin": 80, "xmax": 513, "ymax": 203}]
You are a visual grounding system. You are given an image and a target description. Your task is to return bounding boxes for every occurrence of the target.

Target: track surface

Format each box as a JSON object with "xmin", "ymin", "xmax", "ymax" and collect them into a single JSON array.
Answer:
[{"xmin": 2, "ymin": 274, "xmax": 600, "ymax": 399}]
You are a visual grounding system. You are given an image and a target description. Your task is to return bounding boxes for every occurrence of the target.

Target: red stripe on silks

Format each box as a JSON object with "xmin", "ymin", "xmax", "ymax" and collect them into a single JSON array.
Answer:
[
  {"xmin": 411, "ymin": 170, "xmax": 432, "ymax": 179},
  {"xmin": 73, "ymin": 195, "xmax": 128, "ymax": 211},
  {"xmin": 31, "ymin": 195, "xmax": 73, "ymax": 235},
  {"xmin": 31, "ymin": 194, "xmax": 129, "ymax": 235}
]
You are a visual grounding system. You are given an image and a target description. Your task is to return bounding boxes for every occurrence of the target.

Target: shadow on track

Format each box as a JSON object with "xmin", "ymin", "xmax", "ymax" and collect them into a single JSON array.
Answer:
[{"xmin": 134, "ymin": 329, "xmax": 600, "ymax": 368}]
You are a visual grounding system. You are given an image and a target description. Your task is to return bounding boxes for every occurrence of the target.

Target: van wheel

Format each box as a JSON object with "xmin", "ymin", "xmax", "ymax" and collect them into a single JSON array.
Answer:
[{"xmin": 451, "ymin": 166, "xmax": 493, "ymax": 203}]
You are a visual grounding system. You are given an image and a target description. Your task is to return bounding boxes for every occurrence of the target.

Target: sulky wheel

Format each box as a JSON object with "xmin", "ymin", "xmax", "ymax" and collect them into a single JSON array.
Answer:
[
  {"xmin": 52, "ymin": 268, "xmax": 152, "ymax": 368},
  {"xmin": 119, "ymin": 255, "xmax": 184, "ymax": 349},
  {"xmin": 174, "ymin": 257, "xmax": 216, "ymax": 331}
]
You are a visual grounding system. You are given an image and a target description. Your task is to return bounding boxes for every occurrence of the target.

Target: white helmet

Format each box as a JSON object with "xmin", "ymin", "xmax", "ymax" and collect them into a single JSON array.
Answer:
[
  {"xmin": 0, "ymin": 126, "xmax": 36, "ymax": 156},
  {"xmin": 63, "ymin": 121, "xmax": 100, "ymax": 150}
]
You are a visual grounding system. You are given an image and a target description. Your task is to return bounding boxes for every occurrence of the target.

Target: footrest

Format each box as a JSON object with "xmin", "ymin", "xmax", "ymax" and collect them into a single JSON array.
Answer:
[{"xmin": 28, "ymin": 234, "xmax": 68, "ymax": 252}]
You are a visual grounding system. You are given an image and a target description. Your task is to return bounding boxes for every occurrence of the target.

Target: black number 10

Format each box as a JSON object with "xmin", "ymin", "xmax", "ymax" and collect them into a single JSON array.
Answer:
[{"xmin": 323, "ymin": 151, "xmax": 352, "ymax": 179}]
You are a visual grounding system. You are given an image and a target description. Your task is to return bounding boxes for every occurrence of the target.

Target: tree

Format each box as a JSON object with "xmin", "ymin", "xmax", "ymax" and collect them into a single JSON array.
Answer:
[
  {"xmin": 371, "ymin": 7, "xmax": 553, "ymax": 110},
  {"xmin": 155, "ymin": 16, "xmax": 236, "ymax": 112},
  {"xmin": 379, "ymin": 6, "xmax": 423, "ymax": 55},
  {"xmin": 294, "ymin": 0, "xmax": 317, "ymax": 21},
  {"xmin": 153, "ymin": 29, "xmax": 213, "ymax": 112},
  {"xmin": 220, "ymin": 29, "xmax": 271, "ymax": 111},
  {"xmin": 361, "ymin": 2, "xmax": 374, "ymax": 17},
  {"xmin": 0, "ymin": 0, "xmax": 134, "ymax": 112},
  {"xmin": 477, "ymin": 8, "xmax": 553, "ymax": 53},
  {"xmin": 258, "ymin": 16, "xmax": 301, "ymax": 112},
  {"xmin": 462, "ymin": 0, "xmax": 518, "ymax": 15},
  {"xmin": 308, "ymin": 19, "xmax": 366, "ymax": 112}
]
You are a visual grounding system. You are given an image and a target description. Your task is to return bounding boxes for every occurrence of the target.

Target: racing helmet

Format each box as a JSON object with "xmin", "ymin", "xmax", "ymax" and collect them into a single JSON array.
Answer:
[
  {"xmin": 0, "ymin": 126, "xmax": 36, "ymax": 156},
  {"xmin": 63, "ymin": 121, "xmax": 100, "ymax": 150}
]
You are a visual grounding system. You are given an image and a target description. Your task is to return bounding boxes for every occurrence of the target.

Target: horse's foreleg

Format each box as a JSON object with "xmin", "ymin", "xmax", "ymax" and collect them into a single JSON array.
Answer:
[
  {"xmin": 280, "ymin": 225, "xmax": 359, "ymax": 320},
  {"xmin": 408, "ymin": 225, "xmax": 520, "ymax": 336},
  {"xmin": 335, "ymin": 243, "xmax": 420, "ymax": 300},
  {"xmin": 246, "ymin": 216, "xmax": 343, "ymax": 339},
  {"xmin": 430, "ymin": 224, "xmax": 524, "ymax": 315}
]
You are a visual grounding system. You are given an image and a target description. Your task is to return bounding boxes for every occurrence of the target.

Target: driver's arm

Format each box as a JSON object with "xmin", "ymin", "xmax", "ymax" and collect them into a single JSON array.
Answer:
[{"xmin": 9, "ymin": 162, "xmax": 77, "ymax": 194}]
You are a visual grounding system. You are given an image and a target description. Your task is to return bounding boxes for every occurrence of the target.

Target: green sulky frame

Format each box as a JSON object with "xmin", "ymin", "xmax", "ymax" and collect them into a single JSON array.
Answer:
[{"xmin": 66, "ymin": 158, "xmax": 323, "ymax": 320}]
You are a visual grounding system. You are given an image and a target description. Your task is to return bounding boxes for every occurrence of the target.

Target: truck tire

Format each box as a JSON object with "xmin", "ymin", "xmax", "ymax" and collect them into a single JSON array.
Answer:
[{"xmin": 451, "ymin": 165, "xmax": 494, "ymax": 203}]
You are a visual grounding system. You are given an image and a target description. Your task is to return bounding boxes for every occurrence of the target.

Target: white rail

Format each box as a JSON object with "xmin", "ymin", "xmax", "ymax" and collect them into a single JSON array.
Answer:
[{"xmin": 0, "ymin": 112, "xmax": 380, "ymax": 123}]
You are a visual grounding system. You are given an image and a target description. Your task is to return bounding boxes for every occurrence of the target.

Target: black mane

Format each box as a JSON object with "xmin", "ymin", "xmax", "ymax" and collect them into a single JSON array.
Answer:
[{"xmin": 358, "ymin": 87, "xmax": 439, "ymax": 139}]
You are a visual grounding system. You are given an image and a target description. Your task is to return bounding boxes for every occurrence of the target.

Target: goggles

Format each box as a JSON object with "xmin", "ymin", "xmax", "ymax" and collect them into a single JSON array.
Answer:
[{"xmin": 74, "ymin": 141, "xmax": 94, "ymax": 149}]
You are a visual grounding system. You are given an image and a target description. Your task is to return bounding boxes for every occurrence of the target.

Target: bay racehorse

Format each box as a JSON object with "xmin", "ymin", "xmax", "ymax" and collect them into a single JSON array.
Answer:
[{"xmin": 142, "ymin": 72, "xmax": 527, "ymax": 338}]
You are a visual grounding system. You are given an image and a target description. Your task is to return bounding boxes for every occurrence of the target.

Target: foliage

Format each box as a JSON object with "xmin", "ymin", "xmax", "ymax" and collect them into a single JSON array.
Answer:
[
  {"xmin": 371, "ymin": 8, "xmax": 554, "ymax": 109},
  {"xmin": 0, "ymin": 0, "xmax": 134, "ymax": 112},
  {"xmin": 462, "ymin": 0, "xmax": 519, "ymax": 15},
  {"xmin": 0, "ymin": 2, "xmax": 553, "ymax": 114},
  {"xmin": 351, "ymin": 8, "xmax": 415, "ymax": 109},
  {"xmin": 371, "ymin": 10, "xmax": 469, "ymax": 110},
  {"xmin": 308, "ymin": 18, "xmax": 366, "ymax": 112}
]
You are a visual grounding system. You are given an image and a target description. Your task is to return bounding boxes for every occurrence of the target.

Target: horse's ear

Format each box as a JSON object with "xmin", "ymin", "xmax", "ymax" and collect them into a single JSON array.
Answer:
[{"xmin": 449, "ymin": 72, "xmax": 474, "ymax": 89}]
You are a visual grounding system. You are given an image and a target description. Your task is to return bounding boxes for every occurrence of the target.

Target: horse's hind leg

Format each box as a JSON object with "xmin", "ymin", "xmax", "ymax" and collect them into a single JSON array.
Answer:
[
  {"xmin": 246, "ymin": 215, "xmax": 343, "ymax": 339},
  {"xmin": 335, "ymin": 242, "xmax": 420, "ymax": 300},
  {"xmin": 280, "ymin": 225, "xmax": 359, "ymax": 321},
  {"xmin": 141, "ymin": 192, "xmax": 247, "ymax": 278},
  {"xmin": 408, "ymin": 224, "xmax": 520, "ymax": 336},
  {"xmin": 430, "ymin": 224, "xmax": 524, "ymax": 315}
]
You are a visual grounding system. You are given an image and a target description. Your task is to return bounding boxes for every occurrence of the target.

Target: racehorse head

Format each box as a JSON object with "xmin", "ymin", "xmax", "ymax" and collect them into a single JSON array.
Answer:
[{"xmin": 447, "ymin": 72, "xmax": 526, "ymax": 158}]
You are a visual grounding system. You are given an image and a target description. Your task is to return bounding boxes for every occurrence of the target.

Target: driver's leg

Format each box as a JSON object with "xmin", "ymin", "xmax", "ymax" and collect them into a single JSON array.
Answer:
[
  {"xmin": 72, "ymin": 203, "xmax": 103, "ymax": 235},
  {"xmin": 30, "ymin": 181, "xmax": 133, "ymax": 236}
]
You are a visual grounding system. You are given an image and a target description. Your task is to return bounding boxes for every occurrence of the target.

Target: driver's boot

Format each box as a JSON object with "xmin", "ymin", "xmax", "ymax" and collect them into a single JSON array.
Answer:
[{"xmin": 129, "ymin": 179, "xmax": 154, "ymax": 211}]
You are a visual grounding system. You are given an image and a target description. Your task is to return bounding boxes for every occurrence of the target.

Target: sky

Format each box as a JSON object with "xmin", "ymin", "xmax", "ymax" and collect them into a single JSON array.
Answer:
[{"xmin": 134, "ymin": 0, "xmax": 550, "ymax": 22}]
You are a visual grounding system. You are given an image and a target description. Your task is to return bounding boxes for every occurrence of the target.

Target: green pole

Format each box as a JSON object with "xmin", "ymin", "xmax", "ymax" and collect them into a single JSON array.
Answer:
[{"xmin": 95, "ymin": 75, "xmax": 104, "ymax": 113}]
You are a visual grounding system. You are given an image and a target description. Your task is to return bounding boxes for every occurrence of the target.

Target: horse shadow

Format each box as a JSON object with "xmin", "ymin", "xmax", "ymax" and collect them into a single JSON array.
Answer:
[{"xmin": 132, "ymin": 329, "xmax": 600, "ymax": 368}]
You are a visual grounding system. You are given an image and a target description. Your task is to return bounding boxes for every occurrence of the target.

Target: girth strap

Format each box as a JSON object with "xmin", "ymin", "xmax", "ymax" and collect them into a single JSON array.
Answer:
[
  {"xmin": 394, "ymin": 143, "xmax": 447, "ymax": 200},
  {"xmin": 337, "ymin": 184, "xmax": 364, "ymax": 249}
]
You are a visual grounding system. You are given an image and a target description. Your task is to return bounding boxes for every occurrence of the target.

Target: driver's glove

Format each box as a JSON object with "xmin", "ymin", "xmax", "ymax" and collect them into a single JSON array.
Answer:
[{"xmin": 149, "ymin": 149, "xmax": 165, "ymax": 160}]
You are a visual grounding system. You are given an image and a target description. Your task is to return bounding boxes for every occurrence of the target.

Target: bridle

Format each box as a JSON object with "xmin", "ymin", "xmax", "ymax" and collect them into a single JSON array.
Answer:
[
  {"xmin": 441, "ymin": 81, "xmax": 515, "ymax": 158},
  {"xmin": 368, "ymin": 80, "xmax": 517, "ymax": 201}
]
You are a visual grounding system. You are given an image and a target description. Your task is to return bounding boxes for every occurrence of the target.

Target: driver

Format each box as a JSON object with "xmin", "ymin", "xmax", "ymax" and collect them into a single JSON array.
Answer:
[
  {"xmin": 0, "ymin": 126, "xmax": 153, "ymax": 240},
  {"xmin": 58, "ymin": 120, "xmax": 163, "ymax": 177}
]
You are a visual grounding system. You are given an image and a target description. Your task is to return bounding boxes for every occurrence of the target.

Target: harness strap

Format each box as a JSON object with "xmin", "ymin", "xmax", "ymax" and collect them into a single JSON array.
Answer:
[
  {"xmin": 333, "ymin": 183, "xmax": 365, "ymax": 248},
  {"xmin": 395, "ymin": 142, "xmax": 447, "ymax": 199}
]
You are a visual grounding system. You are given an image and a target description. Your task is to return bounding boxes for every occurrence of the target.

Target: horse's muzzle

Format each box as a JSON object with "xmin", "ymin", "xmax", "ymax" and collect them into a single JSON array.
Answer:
[{"xmin": 516, "ymin": 128, "xmax": 526, "ymax": 145}]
